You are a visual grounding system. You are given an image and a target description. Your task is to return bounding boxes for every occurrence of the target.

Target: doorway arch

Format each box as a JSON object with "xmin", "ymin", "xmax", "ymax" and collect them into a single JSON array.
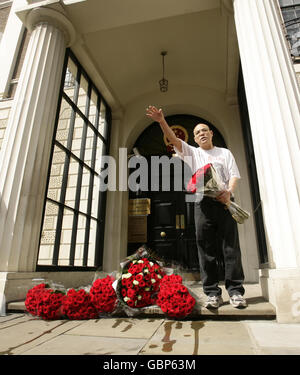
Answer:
[{"xmin": 133, "ymin": 114, "xmax": 227, "ymax": 157}]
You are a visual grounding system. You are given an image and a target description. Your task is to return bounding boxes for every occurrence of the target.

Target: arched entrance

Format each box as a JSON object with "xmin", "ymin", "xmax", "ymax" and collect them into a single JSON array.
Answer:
[{"xmin": 127, "ymin": 114, "xmax": 230, "ymax": 278}]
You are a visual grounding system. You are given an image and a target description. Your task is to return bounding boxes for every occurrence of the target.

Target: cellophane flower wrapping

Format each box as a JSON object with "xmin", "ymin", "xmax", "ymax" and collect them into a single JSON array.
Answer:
[
  {"xmin": 156, "ymin": 275, "xmax": 196, "ymax": 319},
  {"xmin": 89, "ymin": 275, "xmax": 118, "ymax": 315},
  {"xmin": 25, "ymin": 283, "xmax": 65, "ymax": 320},
  {"xmin": 24, "ymin": 248, "xmax": 198, "ymax": 320},
  {"xmin": 187, "ymin": 163, "xmax": 250, "ymax": 224},
  {"xmin": 116, "ymin": 245, "xmax": 166, "ymax": 316},
  {"xmin": 62, "ymin": 288, "xmax": 98, "ymax": 320}
]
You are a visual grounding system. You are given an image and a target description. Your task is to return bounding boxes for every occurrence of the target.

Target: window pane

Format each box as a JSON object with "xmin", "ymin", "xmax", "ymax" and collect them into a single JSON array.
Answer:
[
  {"xmin": 98, "ymin": 101, "xmax": 107, "ymax": 138},
  {"xmin": 84, "ymin": 125, "xmax": 95, "ymax": 168},
  {"xmin": 74, "ymin": 214, "xmax": 86, "ymax": 266},
  {"xmin": 92, "ymin": 174, "xmax": 100, "ymax": 219},
  {"xmin": 71, "ymin": 115, "xmax": 85, "ymax": 159},
  {"xmin": 58, "ymin": 208, "xmax": 73, "ymax": 265},
  {"xmin": 65, "ymin": 157, "xmax": 79, "ymax": 209},
  {"xmin": 78, "ymin": 74, "xmax": 89, "ymax": 113},
  {"xmin": 7, "ymin": 29, "xmax": 32, "ymax": 98},
  {"xmin": 56, "ymin": 98, "xmax": 73, "ymax": 149},
  {"xmin": 47, "ymin": 145, "xmax": 66, "ymax": 202},
  {"xmin": 280, "ymin": 1, "xmax": 300, "ymax": 57},
  {"xmin": 38, "ymin": 201, "xmax": 59, "ymax": 265},
  {"xmin": 79, "ymin": 166, "xmax": 90, "ymax": 214},
  {"xmin": 89, "ymin": 89, "xmax": 98, "ymax": 126},
  {"xmin": 64, "ymin": 56, "xmax": 78, "ymax": 101},
  {"xmin": 94, "ymin": 136, "xmax": 105, "ymax": 174},
  {"xmin": 87, "ymin": 218, "xmax": 97, "ymax": 266}
]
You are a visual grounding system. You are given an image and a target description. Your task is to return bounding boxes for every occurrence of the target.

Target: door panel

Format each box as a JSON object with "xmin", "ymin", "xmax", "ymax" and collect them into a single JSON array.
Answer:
[
  {"xmin": 147, "ymin": 191, "xmax": 200, "ymax": 271},
  {"xmin": 153, "ymin": 202, "xmax": 175, "ymax": 226}
]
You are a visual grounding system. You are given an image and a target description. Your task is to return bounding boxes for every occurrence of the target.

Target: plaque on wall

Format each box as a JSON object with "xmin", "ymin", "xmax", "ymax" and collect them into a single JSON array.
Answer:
[
  {"xmin": 128, "ymin": 198, "xmax": 151, "ymax": 216},
  {"xmin": 128, "ymin": 216, "xmax": 147, "ymax": 243}
]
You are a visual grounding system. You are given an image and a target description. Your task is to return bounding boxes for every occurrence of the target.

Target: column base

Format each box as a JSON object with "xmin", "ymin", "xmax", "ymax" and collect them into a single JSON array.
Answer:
[{"xmin": 260, "ymin": 268, "xmax": 300, "ymax": 323}]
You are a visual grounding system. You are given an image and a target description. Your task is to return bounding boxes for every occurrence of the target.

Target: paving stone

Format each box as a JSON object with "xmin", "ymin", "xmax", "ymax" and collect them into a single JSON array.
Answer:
[
  {"xmin": 0, "ymin": 314, "xmax": 35, "ymax": 329},
  {"xmin": 257, "ymin": 347, "xmax": 300, "ymax": 355},
  {"xmin": 21, "ymin": 335, "xmax": 147, "ymax": 355},
  {"xmin": 12, "ymin": 320, "xmax": 86, "ymax": 354},
  {"xmin": 0, "ymin": 313, "xmax": 26, "ymax": 324},
  {"xmin": 0, "ymin": 318, "xmax": 64, "ymax": 355},
  {"xmin": 140, "ymin": 320, "xmax": 256, "ymax": 355},
  {"xmin": 64, "ymin": 317, "xmax": 164, "ymax": 339},
  {"xmin": 246, "ymin": 322, "xmax": 300, "ymax": 348}
]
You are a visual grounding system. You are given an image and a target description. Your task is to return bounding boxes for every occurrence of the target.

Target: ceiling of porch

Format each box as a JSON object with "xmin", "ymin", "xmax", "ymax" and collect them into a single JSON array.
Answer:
[{"xmin": 62, "ymin": 0, "xmax": 239, "ymax": 110}]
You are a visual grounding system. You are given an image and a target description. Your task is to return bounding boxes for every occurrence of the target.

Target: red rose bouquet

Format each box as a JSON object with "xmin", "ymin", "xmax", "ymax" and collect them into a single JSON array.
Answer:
[
  {"xmin": 116, "ymin": 246, "xmax": 166, "ymax": 315},
  {"xmin": 119, "ymin": 257, "xmax": 165, "ymax": 309},
  {"xmin": 62, "ymin": 288, "xmax": 98, "ymax": 320},
  {"xmin": 156, "ymin": 275, "xmax": 195, "ymax": 319},
  {"xmin": 25, "ymin": 283, "xmax": 47, "ymax": 316},
  {"xmin": 187, "ymin": 163, "xmax": 250, "ymax": 224},
  {"xmin": 89, "ymin": 275, "xmax": 117, "ymax": 314},
  {"xmin": 187, "ymin": 163, "xmax": 213, "ymax": 194},
  {"xmin": 25, "ymin": 283, "xmax": 65, "ymax": 320}
]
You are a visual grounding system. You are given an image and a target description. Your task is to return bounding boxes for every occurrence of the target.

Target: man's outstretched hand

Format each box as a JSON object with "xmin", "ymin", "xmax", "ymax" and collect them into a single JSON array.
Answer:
[{"xmin": 146, "ymin": 106, "xmax": 164, "ymax": 123}]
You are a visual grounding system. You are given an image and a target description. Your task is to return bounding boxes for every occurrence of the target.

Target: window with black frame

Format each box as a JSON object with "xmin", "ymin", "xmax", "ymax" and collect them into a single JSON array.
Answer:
[
  {"xmin": 37, "ymin": 49, "xmax": 111, "ymax": 271},
  {"xmin": 279, "ymin": 0, "xmax": 300, "ymax": 59}
]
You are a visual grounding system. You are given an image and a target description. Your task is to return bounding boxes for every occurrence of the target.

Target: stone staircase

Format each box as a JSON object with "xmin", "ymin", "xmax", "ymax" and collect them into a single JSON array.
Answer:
[{"xmin": 6, "ymin": 283, "xmax": 276, "ymax": 319}]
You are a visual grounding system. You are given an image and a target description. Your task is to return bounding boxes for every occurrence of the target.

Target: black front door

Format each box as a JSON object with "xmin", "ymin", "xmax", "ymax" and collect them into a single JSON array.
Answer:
[{"xmin": 148, "ymin": 191, "xmax": 199, "ymax": 271}]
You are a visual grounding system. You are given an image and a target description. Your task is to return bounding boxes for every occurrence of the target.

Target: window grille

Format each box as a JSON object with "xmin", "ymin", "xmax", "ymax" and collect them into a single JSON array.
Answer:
[
  {"xmin": 279, "ymin": 0, "xmax": 300, "ymax": 58},
  {"xmin": 37, "ymin": 49, "xmax": 111, "ymax": 271}
]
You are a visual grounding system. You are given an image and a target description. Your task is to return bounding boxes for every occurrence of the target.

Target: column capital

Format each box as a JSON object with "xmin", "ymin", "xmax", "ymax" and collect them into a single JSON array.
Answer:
[{"xmin": 20, "ymin": 6, "xmax": 76, "ymax": 47}]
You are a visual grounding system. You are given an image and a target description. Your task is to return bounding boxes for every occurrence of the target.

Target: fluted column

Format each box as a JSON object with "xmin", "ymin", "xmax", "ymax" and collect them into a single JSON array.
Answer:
[
  {"xmin": 0, "ymin": 7, "xmax": 75, "ymax": 272},
  {"xmin": 233, "ymin": 0, "xmax": 300, "ymax": 322}
]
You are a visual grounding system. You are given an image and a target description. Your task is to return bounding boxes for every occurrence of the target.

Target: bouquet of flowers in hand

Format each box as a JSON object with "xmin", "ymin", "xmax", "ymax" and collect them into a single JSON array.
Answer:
[
  {"xmin": 116, "ymin": 246, "xmax": 165, "ymax": 315},
  {"xmin": 156, "ymin": 274, "xmax": 195, "ymax": 319},
  {"xmin": 25, "ymin": 283, "xmax": 65, "ymax": 320},
  {"xmin": 62, "ymin": 288, "xmax": 98, "ymax": 320},
  {"xmin": 187, "ymin": 163, "xmax": 250, "ymax": 224},
  {"xmin": 89, "ymin": 275, "xmax": 117, "ymax": 314}
]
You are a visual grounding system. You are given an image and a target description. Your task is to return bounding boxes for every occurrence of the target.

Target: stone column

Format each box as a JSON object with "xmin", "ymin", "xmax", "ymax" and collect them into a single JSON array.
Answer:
[
  {"xmin": 233, "ymin": 0, "xmax": 300, "ymax": 322},
  {"xmin": 0, "ymin": 7, "xmax": 75, "ymax": 274}
]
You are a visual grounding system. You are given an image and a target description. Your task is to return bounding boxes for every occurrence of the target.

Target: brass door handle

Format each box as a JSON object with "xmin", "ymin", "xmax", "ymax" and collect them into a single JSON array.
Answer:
[
  {"xmin": 176, "ymin": 215, "xmax": 180, "ymax": 229},
  {"xmin": 176, "ymin": 214, "xmax": 185, "ymax": 229},
  {"xmin": 180, "ymin": 214, "xmax": 185, "ymax": 230},
  {"xmin": 160, "ymin": 231, "xmax": 166, "ymax": 238}
]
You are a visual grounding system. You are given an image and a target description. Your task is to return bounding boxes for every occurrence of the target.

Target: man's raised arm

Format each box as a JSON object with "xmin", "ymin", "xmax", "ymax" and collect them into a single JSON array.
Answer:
[{"xmin": 146, "ymin": 106, "xmax": 182, "ymax": 153}]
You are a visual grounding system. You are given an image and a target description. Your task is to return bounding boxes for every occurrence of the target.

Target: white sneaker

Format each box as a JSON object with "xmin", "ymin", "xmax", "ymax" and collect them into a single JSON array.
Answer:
[
  {"xmin": 204, "ymin": 295, "xmax": 223, "ymax": 309},
  {"xmin": 230, "ymin": 294, "xmax": 247, "ymax": 308}
]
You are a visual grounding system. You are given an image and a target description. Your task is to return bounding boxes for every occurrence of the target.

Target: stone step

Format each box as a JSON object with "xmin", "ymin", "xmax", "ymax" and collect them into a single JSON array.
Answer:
[
  {"xmin": 6, "ymin": 298, "xmax": 276, "ymax": 319},
  {"xmin": 6, "ymin": 283, "xmax": 276, "ymax": 319}
]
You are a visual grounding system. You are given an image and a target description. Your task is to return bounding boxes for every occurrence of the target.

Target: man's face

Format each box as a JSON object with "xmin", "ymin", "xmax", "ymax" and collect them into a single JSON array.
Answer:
[{"xmin": 193, "ymin": 124, "xmax": 213, "ymax": 148}]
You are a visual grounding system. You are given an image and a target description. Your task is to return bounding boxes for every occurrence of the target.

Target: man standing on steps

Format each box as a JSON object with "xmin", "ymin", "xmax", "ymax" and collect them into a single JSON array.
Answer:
[{"xmin": 146, "ymin": 105, "xmax": 247, "ymax": 309}]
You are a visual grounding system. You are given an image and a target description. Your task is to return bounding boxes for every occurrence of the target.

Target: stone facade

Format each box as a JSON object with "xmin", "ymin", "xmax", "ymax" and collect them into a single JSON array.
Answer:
[
  {"xmin": 0, "ymin": 103, "xmax": 10, "ymax": 150},
  {"xmin": 1, "ymin": 0, "xmax": 300, "ymax": 323}
]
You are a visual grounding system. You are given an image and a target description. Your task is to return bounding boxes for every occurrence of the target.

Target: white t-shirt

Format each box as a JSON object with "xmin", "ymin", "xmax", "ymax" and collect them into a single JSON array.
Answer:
[{"xmin": 174, "ymin": 139, "xmax": 241, "ymax": 190}]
